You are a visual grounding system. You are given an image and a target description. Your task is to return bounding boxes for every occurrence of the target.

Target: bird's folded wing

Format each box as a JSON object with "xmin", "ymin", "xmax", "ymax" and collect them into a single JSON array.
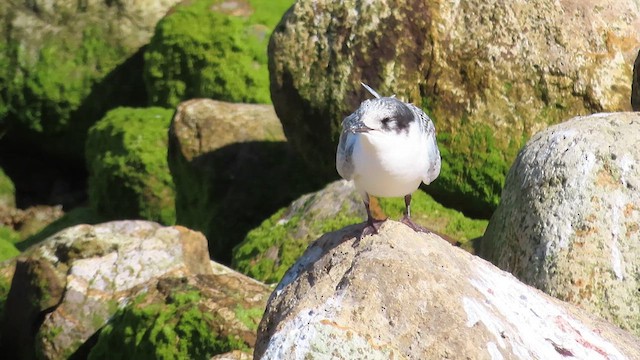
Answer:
[
  {"xmin": 336, "ymin": 128, "xmax": 355, "ymax": 180},
  {"xmin": 406, "ymin": 103, "xmax": 442, "ymax": 185}
]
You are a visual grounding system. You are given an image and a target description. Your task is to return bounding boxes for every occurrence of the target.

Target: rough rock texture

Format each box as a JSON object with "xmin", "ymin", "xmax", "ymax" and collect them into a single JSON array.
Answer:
[
  {"xmin": 269, "ymin": 0, "xmax": 640, "ymax": 216},
  {"xmin": 88, "ymin": 270, "xmax": 270, "ymax": 359},
  {"xmin": 255, "ymin": 221, "xmax": 640, "ymax": 359},
  {"xmin": 168, "ymin": 99, "xmax": 320, "ymax": 262},
  {"xmin": 233, "ymin": 180, "xmax": 487, "ymax": 283},
  {"xmin": 144, "ymin": 0, "xmax": 294, "ymax": 107},
  {"xmin": 478, "ymin": 112, "xmax": 640, "ymax": 336},
  {"xmin": 212, "ymin": 351, "xmax": 252, "ymax": 360},
  {"xmin": 0, "ymin": 0, "xmax": 181, "ymax": 160},
  {"xmin": 86, "ymin": 107, "xmax": 176, "ymax": 225},
  {"xmin": 633, "ymin": 50, "xmax": 640, "ymax": 111},
  {"xmin": 0, "ymin": 205, "xmax": 64, "ymax": 241},
  {"xmin": 0, "ymin": 220, "xmax": 212, "ymax": 359}
]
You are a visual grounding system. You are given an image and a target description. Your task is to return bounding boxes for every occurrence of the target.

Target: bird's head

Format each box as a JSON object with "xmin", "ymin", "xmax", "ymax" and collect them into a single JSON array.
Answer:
[{"xmin": 345, "ymin": 96, "xmax": 415, "ymax": 136}]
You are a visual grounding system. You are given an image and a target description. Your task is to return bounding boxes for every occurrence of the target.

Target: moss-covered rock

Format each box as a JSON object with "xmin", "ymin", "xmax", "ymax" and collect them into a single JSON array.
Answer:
[
  {"xmin": 144, "ymin": 0, "xmax": 294, "ymax": 107},
  {"xmin": 86, "ymin": 107, "xmax": 176, "ymax": 225},
  {"xmin": 233, "ymin": 180, "xmax": 487, "ymax": 283},
  {"xmin": 268, "ymin": 0, "xmax": 639, "ymax": 217},
  {"xmin": 15, "ymin": 207, "xmax": 106, "ymax": 251},
  {"xmin": 0, "ymin": 0, "xmax": 180, "ymax": 160},
  {"xmin": 0, "ymin": 237, "xmax": 19, "ymax": 262},
  {"xmin": 0, "ymin": 221, "xmax": 214, "ymax": 359},
  {"xmin": 169, "ymin": 99, "xmax": 321, "ymax": 263},
  {"xmin": 89, "ymin": 291, "xmax": 244, "ymax": 359},
  {"xmin": 89, "ymin": 274, "xmax": 270, "ymax": 359},
  {"xmin": 0, "ymin": 168, "xmax": 15, "ymax": 208}
]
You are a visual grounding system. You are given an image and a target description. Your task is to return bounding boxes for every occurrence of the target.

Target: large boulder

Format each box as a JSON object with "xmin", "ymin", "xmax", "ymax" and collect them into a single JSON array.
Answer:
[
  {"xmin": 168, "ymin": 99, "xmax": 320, "ymax": 262},
  {"xmin": 633, "ymin": 50, "xmax": 640, "ymax": 111},
  {"xmin": 86, "ymin": 107, "xmax": 176, "ymax": 225},
  {"xmin": 144, "ymin": 0, "xmax": 294, "ymax": 107},
  {"xmin": 269, "ymin": 0, "xmax": 640, "ymax": 216},
  {"xmin": 478, "ymin": 112, "xmax": 640, "ymax": 336},
  {"xmin": 255, "ymin": 221, "xmax": 640, "ymax": 359},
  {"xmin": 233, "ymin": 180, "xmax": 488, "ymax": 283},
  {"xmin": 0, "ymin": 221, "xmax": 213, "ymax": 359},
  {"xmin": 0, "ymin": 0, "xmax": 181, "ymax": 160}
]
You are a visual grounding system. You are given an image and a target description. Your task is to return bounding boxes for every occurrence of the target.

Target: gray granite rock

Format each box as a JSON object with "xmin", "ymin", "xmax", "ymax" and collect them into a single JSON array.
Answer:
[
  {"xmin": 256, "ymin": 221, "xmax": 640, "ymax": 359},
  {"xmin": 479, "ymin": 112, "xmax": 640, "ymax": 336}
]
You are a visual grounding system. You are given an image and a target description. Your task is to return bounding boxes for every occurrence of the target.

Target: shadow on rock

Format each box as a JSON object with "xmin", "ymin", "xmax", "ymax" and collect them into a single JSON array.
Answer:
[{"xmin": 172, "ymin": 139, "xmax": 325, "ymax": 264}]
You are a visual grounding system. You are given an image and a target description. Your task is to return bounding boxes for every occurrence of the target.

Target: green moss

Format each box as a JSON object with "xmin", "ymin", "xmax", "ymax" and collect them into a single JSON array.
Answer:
[
  {"xmin": 233, "ymin": 189, "xmax": 488, "ymax": 283},
  {"xmin": 0, "ymin": 237, "xmax": 19, "ymax": 262},
  {"xmin": 430, "ymin": 122, "xmax": 525, "ymax": 217},
  {"xmin": 232, "ymin": 205, "xmax": 361, "ymax": 283},
  {"xmin": 89, "ymin": 291, "xmax": 248, "ymax": 360},
  {"xmin": 3, "ymin": 20, "xmax": 147, "ymax": 159},
  {"xmin": 85, "ymin": 107, "xmax": 176, "ymax": 225},
  {"xmin": 144, "ymin": 0, "xmax": 294, "ymax": 107},
  {"xmin": 0, "ymin": 168, "xmax": 15, "ymax": 208},
  {"xmin": 0, "ymin": 226, "xmax": 20, "ymax": 244},
  {"xmin": 233, "ymin": 304, "xmax": 264, "ymax": 332}
]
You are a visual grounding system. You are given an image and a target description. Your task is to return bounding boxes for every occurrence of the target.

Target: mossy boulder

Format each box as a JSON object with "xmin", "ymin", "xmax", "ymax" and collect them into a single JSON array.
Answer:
[
  {"xmin": 0, "ymin": 168, "xmax": 14, "ymax": 208},
  {"xmin": 0, "ymin": 0, "xmax": 181, "ymax": 160},
  {"xmin": 0, "ymin": 221, "xmax": 213, "ymax": 359},
  {"xmin": 89, "ymin": 290, "xmax": 239, "ymax": 359},
  {"xmin": 86, "ymin": 107, "xmax": 176, "ymax": 225},
  {"xmin": 268, "ymin": 0, "xmax": 640, "ymax": 217},
  {"xmin": 233, "ymin": 180, "xmax": 488, "ymax": 283},
  {"xmin": 144, "ymin": 0, "xmax": 294, "ymax": 107},
  {"xmin": 169, "ymin": 99, "xmax": 321, "ymax": 263},
  {"xmin": 89, "ymin": 274, "xmax": 269, "ymax": 359}
]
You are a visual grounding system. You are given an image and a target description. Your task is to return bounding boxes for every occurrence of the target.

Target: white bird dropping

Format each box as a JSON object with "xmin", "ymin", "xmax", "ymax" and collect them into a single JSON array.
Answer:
[{"xmin": 336, "ymin": 83, "xmax": 441, "ymax": 235}]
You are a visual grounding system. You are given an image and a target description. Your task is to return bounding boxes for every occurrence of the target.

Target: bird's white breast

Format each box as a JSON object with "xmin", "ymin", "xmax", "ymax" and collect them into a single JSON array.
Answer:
[{"xmin": 351, "ymin": 128, "xmax": 430, "ymax": 198}]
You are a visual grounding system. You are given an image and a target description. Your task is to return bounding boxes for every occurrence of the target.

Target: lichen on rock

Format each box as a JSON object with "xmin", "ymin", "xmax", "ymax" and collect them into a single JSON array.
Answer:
[{"xmin": 479, "ymin": 112, "xmax": 640, "ymax": 336}]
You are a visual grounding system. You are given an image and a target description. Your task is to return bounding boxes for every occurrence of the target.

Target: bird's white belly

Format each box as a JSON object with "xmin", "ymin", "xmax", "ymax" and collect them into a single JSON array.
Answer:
[{"xmin": 351, "ymin": 134, "xmax": 427, "ymax": 198}]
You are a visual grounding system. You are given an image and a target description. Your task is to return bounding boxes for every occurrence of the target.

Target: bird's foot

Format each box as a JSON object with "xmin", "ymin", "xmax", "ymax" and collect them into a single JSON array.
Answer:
[
  {"xmin": 401, "ymin": 216, "xmax": 431, "ymax": 233},
  {"xmin": 360, "ymin": 217, "xmax": 387, "ymax": 239}
]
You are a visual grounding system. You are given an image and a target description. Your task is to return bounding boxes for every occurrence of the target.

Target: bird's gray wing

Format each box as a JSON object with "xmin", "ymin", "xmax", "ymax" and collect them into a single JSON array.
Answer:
[
  {"xmin": 407, "ymin": 103, "xmax": 441, "ymax": 185},
  {"xmin": 336, "ymin": 114, "xmax": 357, "ymax": 180}
]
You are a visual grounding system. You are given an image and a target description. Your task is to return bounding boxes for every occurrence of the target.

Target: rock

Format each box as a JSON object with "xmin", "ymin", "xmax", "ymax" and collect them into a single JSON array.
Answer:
[
  {"xmin": 13, "ymin": 207, "xmax": 106, "ymax": 251},
  {"xmin": 0, "ymin": 0, "xmax": 181, "ymax": 160},
  {"xmin": 268, "ymin": 0, "xmax": 640, "ymax": 216},
  {"xmin": 0, "ymin": 220, "xmax": 212, "ymax": 359},
  {"xmin": 233, "ymin": 180, "xmax": 487, "ymax": 283},
  {"xmin": 478, "ymin": 112, "xmax": 640, "ymax": 336},
  {"xmin": 0, "ymin": 168, "xmax": 14, "ymax": 209},
  {"xmin": 0, "ymin": 205, "xmax": 65, "ymax": 241},
  {"xmin": 211, "ymin": 350, "xmax": 252, "ymax": 360},
  {"xmin": 88, "ymin": 270, "xmax": 270, "ymax": 360},
  {"xmin": 85, "ymin": 107, "xmax": 176, "ymax": 225},
  {"xmin": 633, "ymin": 50, "xmax": 640, "ymax": 111},
  {"xmin": 168, "ymin": 99, "xmax": 320, "ymax": 262},
  {"xmin": 144, "ymin": 0, "xmax": 294, "ymax": 107},
  {"xmin": 255, "ymin": 221, "xmax": 640, "ymax": 359}
]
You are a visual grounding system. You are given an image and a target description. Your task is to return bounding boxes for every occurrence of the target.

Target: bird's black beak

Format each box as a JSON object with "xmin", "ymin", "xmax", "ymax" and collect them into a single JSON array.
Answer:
[{"xmin": 349, "ymin": 120, "xmax": 373, "ymax": 134}]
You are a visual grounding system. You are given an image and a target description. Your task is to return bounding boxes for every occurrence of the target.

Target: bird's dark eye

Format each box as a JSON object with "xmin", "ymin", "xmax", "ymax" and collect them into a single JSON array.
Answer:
[{"xmin": 381, "ymin": 117, "xmax": 391, "ymax": 125}]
